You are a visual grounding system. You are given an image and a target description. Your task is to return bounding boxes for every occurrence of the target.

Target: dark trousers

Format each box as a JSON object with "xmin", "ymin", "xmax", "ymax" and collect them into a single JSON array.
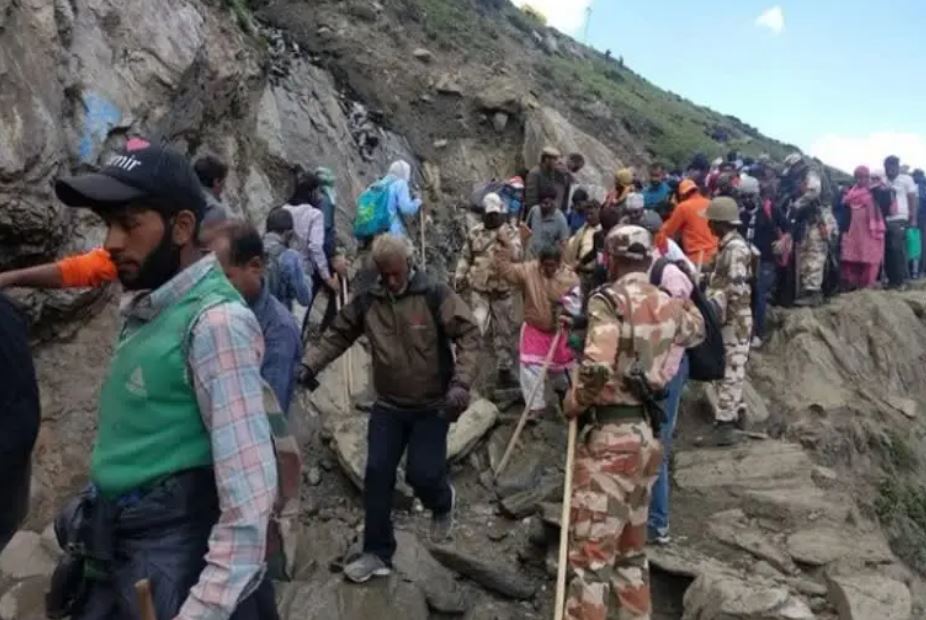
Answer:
[
  {"xmin": 301, "ymin": 272, "xmax": 339, "ymax": 342},
  {"xmin": 73, "ymin": 470, "xmax": 278, "ymax": 620},
  {"xmin": 753, "ymin": 261, "xmax": 777, "ymax": 339},
  {"xmin": 363, "ymin": 405, "xmax": 452, "ymax": 563},
  {"xmin": 884, "ymin": 220, "xmax": 909, "ymax": 288},
  {"xmin": 0, "ymin": 458, "xmax": 30, "ymax": 553}
]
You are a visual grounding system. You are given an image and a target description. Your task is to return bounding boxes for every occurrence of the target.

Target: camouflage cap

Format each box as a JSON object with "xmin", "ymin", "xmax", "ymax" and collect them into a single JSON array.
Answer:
[
  {"xmin": 606, "ymin": 225, "xmax": 652, "ymax": 260},
  {"xmin": 706, "ymin": 196, "xmax": 741, "ymax": 225}
]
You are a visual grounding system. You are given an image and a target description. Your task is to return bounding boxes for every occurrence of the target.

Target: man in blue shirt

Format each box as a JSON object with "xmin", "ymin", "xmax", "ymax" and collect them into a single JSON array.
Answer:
[
  {"xmin": 642, "ymin": 162, "xmax": 672, "ymax": 210},
  {"xmin": 263, "ymin": 208, "xmax": 312, "ymax": 312},
  {"xmin": 209, "ymin": 221, "xmax": 303, "ymax": 414}
]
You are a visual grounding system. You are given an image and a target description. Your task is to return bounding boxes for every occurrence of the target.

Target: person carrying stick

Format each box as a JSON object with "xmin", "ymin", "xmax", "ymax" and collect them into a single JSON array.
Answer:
[
  {"xmin": 494, "ymin": 233, "xmax": 578, "ymax": 420},
  {"xmin": 559, "ymin": 225, "xmax": 705, "ymax": 619}
]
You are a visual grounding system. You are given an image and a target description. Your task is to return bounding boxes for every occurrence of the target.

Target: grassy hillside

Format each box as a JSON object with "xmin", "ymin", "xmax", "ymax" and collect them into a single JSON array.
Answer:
[{"xmin": 413, "ymin": 0, "xmax": 797, "ymax": 169}]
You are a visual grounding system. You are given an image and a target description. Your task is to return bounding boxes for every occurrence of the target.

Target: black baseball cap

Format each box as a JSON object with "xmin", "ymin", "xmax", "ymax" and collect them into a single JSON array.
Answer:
[{"xmin": 55, "ymin": 139, "xmax": 206, "ymax": 220}]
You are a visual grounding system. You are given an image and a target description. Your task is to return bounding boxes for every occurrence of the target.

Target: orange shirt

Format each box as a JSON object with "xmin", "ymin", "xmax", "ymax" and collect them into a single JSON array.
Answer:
[
  {"xmin": 656, "ymin": 195, "xmax": 718, "ymax": 265},
  {"xmin": 57, "ymin": 248, "xmax": 118, "ymax": 288}
]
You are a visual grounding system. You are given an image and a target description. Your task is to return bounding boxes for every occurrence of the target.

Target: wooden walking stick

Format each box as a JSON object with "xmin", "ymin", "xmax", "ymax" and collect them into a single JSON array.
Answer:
[
  {"xmin": 419, "ymin": 207, "xmax": 427, "ymax": 271},
  {"xmin": 494, "ymin": 330, "xmax": 562, "ymax": 478},
  {"xmin": 335, "ymin": 279, "xmax": 352, "ymax": 410},
  {"xmin": 341, "ymin": 278, "xmax": 354, "ymax": 398},
  {"xmin": 134, "ymin": 579, "xmax": 157, "ymax": 620},
  {"xmin": 554, "ymin": 417, "xmax": 578, "ymax": 620}
]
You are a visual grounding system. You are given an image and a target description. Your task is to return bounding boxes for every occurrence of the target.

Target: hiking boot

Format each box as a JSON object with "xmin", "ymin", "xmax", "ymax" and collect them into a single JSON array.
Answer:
[
  {"xmin": 794, "ymin": 291, "xmax": 823, "ymax": 307},
  {"xmin": 713, "ymin": 421, "xmax": 741, "ymax": 447},
  {"xmin": 430, "ymin": 484, "xmax": 456, "ymax": 543},
  {"xmin": 344, "ymin": 553, "xmax": 392, "ymax": 584}
]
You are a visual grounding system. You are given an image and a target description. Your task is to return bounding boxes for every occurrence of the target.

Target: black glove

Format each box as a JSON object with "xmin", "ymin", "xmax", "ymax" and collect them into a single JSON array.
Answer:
[
  {"xmin": 299, "ymin": 364, "xmax": 320, "ymax": 392},
  {"xmin": 443, "ymin": 384, "xmax": 471, "ymax": 423}
]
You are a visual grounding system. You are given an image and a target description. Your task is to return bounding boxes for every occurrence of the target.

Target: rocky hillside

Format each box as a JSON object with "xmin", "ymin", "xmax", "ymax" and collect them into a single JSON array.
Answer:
[{"xmin": 2, "ymin": 1, "xmax": 925, "ymax": 619}]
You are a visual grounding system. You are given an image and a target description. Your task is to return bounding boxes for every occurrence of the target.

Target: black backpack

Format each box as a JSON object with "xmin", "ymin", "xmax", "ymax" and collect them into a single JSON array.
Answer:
[
  {"xmin": 650, "ymin": 258, "xmax": 726, "ymax": 382},
  {"xmin": 355, "ymin": 283, "xmax": 455, "ymax": 392}
]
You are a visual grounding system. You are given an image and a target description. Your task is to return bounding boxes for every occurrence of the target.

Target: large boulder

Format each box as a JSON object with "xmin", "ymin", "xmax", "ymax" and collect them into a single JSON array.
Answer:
[
  {"xmin": 0, "ymin": 531, "xmax": 57, "ymax": 580},
  {"xmin": 276, "ymin": 574, "xmax": 429, "ymax": 620},
  {"xmin": 682, "ymin": 572, "xmax": 814, "ymax": 620},
  {"xmin": 522, "ymin": 106, "xmax": 623, "ymax": 193},
  {"xmin": 826, "ymin": 572, "xmax": 912, "ymax": 620},
  {"xmin": 330, "ymin": 398, "xmax": 499, "ymax": 490}
]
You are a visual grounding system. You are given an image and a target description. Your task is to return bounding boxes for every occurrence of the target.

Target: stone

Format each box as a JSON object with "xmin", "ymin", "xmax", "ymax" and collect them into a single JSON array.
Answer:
[
  {"xmin": 0, "ymin": 576, "xmax": 48, "ymax": 620},
  {"xmin": 435, "ymin": 73, "xmax": 463, "ymax": 96},
  {"xmin": 429, "ymin": 545, "xmax": 536, "ymax": 600},
  {"xmin": 786, "ymin": 527, "xmax": 893, "ymax": 567},
  {"xmin": 276, "ymin": 574, "xmax": 428, "ymax": 620},
  {"xmin": 886, "ymin": 395, "xmax": 918, "ymax": 419},
  {"xmin": 523, "ymin": 106, "xmax": 634, "ymax": 197},
  {"xmin": 682, "ymin": 573, "xmax": 815, "ymax": 620},
  {"xmin": 495, "ymin": 453, "xmax": 542, "ymax": 498},
  {"xmin": 826, "ymin": 573, "xmax": 911, "ymax": 620},
  {"xmin": 674, "ymin": 441, "xmax": 813, "ymax": 492},
  {"xmin": 393, "ymin": 532, "xmax": 467, "ymax": 614},
  {"xmin": 741, "ymin": 487, "xmax": 851, "ymax": 525},
  {"xmin": 307, "ymin": 466, "xmax": 322, "ymax": 486},
  {"xmin": 447, "ymin": 398, "xmax": 500, "ymax": 460},
  {"xmin": 474, "ymin": 82, "xmax": 526, "ymax": 114},
  {"xmin": 0, "ymin": 531, "xmax": 56, "ymax": 580},
  {"xmin": 492, "ymin": 112, "xmax": 509, "ymax": 133},
  {"xmin": 412, "ymin": 48, "xmax": 433, "ymax": 63},
  {"xmin": 433, "ymin": 139, "xmax": 449, "ymax": 149},
  {"xmin": 708, "ymin": 520, "xmax": 797, "ymax": 575},
  {"xmin": 330, "ymin": 398, "xmax": 497, "ymax": 492},
  {"xmin": 812, "ymin": 466, "xmax": 838, "ymax": 487},
  {"xmin": 499, "ymin": 476, "xmax": 562, "ymax": 519}
]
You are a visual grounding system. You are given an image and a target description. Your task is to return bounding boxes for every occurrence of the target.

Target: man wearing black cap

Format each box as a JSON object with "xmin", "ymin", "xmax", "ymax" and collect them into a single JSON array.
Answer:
[{"xmin": 51, "ymin": 140, "xmax": 278, "ymax": 620}]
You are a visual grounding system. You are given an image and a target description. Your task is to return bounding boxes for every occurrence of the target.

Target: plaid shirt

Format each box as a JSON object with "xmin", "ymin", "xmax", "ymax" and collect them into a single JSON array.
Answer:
[{"xmin": 121, "ymin": 255, "xmax": 277, "ymax": 620}]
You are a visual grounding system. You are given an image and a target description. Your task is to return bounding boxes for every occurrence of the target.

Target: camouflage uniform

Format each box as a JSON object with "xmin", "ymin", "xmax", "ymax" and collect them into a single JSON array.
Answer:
[
  {"xmin": 566, "ymin": 226, "xmax": 705, "ymax": 620},
  {"xmin": 706, "ymin": 230, "xmax": 754, "ymax": 423},
  {"xmin": 789, "ymin": 168, "xmax": 836, "ymax": 294},
  {"xmin": 455, "ymin": 222, "xmax": 521, "ymax": 373}
]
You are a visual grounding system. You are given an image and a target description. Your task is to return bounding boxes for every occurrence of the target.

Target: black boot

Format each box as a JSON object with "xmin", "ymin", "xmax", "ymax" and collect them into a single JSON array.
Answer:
[{"xmin": 713, "ymin": 420, "xmax": 742, "ymax": 447}]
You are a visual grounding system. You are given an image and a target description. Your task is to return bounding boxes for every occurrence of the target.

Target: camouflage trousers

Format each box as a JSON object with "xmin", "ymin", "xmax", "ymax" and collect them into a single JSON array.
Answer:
[
  {"xmin": 798, "ymin": 221, "xmax": 831, "ymax": 293},
  {"xmin": 566, "ymin": 418, "xmax": 663, "ymax": 620},
  {"xmin": 715, "ymin": 319, "xmax": 752, "ymax": 423},
  {"xmin": 470, "ymin": 291, "xmax": 516, "ymax": 372}
]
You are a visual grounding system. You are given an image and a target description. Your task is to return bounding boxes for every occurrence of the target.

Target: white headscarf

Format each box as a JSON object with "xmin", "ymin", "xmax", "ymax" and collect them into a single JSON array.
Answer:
[{"xmin": 387, "ymin": 160, "xmax": 411, "ymax": 182}]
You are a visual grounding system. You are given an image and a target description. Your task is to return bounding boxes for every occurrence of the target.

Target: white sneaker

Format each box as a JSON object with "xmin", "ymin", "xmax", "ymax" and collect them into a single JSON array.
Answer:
[
  {"xmin": 344, "ymin": 553, "xmax": 392, "ymax": 583},
  {"xmin": 751, "ymin": 336, "xmax": 763, "ymax": 349}
]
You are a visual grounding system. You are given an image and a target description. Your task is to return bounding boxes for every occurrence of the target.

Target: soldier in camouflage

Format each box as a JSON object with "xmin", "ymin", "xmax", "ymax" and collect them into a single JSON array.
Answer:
[
  {"xmin": 705, "ymin": 196, "xmax": 755, "ymax": 446},
  {"xmin": 781, "ymin": 153, "xmax": 836, "ymax": 307},
  {"xmin": 455, "ymin": 193, "xmax": 522, "ymax": 384},
  {"xmin": 562, "ymin": 225, "xmax": 705, "ymax": 620}
]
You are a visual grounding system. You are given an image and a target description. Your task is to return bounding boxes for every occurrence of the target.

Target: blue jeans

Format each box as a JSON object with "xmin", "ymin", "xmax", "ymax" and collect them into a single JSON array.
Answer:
[
  {"xmin": 648, "ymin": 355, "xmax": 689, "ymax": 537},
  {"xmin": 753, "ymin": 260, "xmax": 777, "ymax": 339}
]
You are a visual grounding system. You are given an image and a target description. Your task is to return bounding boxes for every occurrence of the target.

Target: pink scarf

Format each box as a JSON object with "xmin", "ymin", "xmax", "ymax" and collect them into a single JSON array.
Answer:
[{"xmin": 844, "ymin": 184, "xmax": 885, "ymax": 239}]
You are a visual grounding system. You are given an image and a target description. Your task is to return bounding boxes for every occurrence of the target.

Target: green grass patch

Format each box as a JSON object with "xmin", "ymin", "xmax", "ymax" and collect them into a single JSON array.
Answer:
[{"xmin": 225, "ymin": 0, "xmax": 255, "ymax": 34}]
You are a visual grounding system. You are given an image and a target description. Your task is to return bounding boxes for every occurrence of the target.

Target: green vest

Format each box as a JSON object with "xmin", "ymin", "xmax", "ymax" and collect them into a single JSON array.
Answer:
[{"xmin": 91, "ymin": 265, "xmax": 243, "ymax": 499}]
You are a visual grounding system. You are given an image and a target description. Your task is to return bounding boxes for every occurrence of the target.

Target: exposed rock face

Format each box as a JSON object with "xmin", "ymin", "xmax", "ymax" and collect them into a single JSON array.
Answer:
[{"xmin": 682, "ymin": 573, "xmax": 815, "ymax": 620}]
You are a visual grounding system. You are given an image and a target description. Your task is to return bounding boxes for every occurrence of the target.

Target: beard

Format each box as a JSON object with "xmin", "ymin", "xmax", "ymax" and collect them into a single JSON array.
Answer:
[{"xmin": 120, "ymin": 230, "xmax": 182, "ymax": 291}]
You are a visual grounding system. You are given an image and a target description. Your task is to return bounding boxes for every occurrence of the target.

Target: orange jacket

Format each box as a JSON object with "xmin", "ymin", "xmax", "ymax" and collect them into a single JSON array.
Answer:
[
  {"xmin": 57, "ymin": 248, "xmax": 117, "ymax": 288},
  {"xmin": 656, "ymin": 195, "xmax": 718, "ymax": 265}
]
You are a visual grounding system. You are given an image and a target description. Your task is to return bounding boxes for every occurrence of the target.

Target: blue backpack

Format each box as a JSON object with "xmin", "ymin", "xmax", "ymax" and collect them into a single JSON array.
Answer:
[{"xmin": 353, "ymin": 178, "xmax": 395, "ymax": 240}]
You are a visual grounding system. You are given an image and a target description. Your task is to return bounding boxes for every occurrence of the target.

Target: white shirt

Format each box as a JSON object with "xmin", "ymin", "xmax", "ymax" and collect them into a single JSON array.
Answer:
[{"xmin": 888, "ymin": 174, "xmax": 918, "ymax": 222}]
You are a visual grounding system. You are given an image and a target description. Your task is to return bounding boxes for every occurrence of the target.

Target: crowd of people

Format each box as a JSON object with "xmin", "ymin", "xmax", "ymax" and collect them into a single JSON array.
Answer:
[{"xmin": 0, "ymin": 136, "xmax": 921, "ymax": 620}]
